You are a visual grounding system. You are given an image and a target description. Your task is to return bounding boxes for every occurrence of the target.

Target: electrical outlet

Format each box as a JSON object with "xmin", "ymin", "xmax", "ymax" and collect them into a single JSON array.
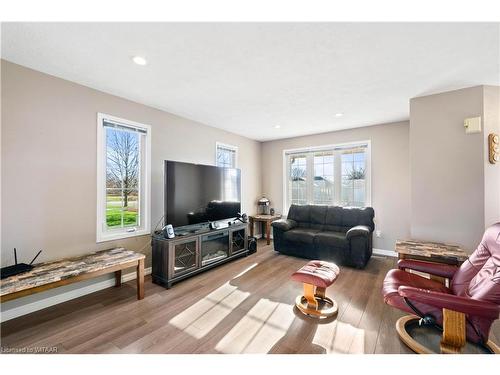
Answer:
[{"xmin": 375, "ymin": 230, "xmax": 382, "ymax": 238}]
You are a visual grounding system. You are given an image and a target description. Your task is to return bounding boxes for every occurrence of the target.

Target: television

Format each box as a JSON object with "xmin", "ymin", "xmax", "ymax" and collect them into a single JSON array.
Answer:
[{"xmin": 164, "ymin": 160, "xmax": 241, "ymax": 229}]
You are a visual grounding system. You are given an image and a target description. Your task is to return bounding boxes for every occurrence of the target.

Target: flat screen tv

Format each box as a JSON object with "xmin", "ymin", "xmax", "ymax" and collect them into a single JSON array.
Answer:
[{"xmin": 164, "ymin": 160, "xmax": 241, "ymax": 229}]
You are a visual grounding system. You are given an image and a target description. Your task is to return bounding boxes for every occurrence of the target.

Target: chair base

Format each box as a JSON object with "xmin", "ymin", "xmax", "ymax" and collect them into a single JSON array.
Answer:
[
  {"xmin": 295, "ymin": 295, "xmax": 338, "ymax": 318},
  {"xmin": 396, "ymin": 315, "xmax": 500, "ymax": 354}
]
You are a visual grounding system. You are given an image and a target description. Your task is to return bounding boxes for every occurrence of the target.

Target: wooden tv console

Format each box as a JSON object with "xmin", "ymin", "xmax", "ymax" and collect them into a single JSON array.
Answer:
[{"xmin": 151, "ymin": 222, "xmax": 248, "ymax": 288}]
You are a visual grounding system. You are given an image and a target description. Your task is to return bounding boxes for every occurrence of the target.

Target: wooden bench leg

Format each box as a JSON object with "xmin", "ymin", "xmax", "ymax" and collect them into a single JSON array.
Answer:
[
  {"xmin": 440, "ymin": 308, "xmax": 466, "ymax": 354},
  {"xmin": 114, "ymin": 270, "xmax": 122, "ymax": 287},
  {"xmin": 137, "ymin": 258, "xmax": 145, "ymax": 300}
]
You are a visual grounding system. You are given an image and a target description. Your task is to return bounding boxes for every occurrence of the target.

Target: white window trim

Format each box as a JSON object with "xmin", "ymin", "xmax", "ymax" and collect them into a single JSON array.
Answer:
[
  {"xmin": 282, "ymin": 140, "xmax": 372, "ymax": 215},
  {"xmin": 96, "ymin": 113, "xmax": 152, "ymax": 243},
  {"xmin": 215, "ymin": 142, "xmax": 239, "ymax": 168}
]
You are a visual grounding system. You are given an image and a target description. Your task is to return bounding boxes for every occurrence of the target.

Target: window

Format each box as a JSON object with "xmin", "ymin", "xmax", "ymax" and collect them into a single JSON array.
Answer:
[
  {"xmin": 289, "ymin": 154, "xmax": 308, "ymax": 205},
  {"xmin": 313, "ymin": 151, "xmax": 335, "ymax": 205},
  {"xmin": 341, "ymin": 147, "xmax": 367, "ymax": 207},
  {"xmin": 96, "ymin": 113, "xmax": 151, "ymax": 242},
  {"xmin": 284, "ymin": 142, "xmax": 370, "ymax": 213},
  {"xmin": 216, "ymin": 142, "xmax": 238, "ymax": 168}
]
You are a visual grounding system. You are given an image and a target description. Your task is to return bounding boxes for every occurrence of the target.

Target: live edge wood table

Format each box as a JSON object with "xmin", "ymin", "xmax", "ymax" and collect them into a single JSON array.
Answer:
[
  {"xmin": 395, "ymin": 240, "xmax": 468, "ymax": 266},
  {"xmin": 249, "ymin": 214, "xmax": 282, "ymax": 245},
  {"xmin": 0, "ymin": 248, "xmax": 145, "ymax": 303},
  {"xmin": 395, "ymin": 239, "xmax": 468, "ymax": 285}
]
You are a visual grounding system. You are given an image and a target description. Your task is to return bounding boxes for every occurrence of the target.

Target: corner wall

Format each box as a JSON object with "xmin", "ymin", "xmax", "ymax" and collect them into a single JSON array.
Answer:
[{"xmin": 409, "ymin": 86, "xmax": 488, "ymax": 252}]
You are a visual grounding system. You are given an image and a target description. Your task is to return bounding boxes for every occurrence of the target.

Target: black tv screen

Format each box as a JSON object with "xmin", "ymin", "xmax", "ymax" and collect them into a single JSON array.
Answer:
[{"xmin": 164, "ymin": 160, "xmax": 241, "ymax": 228}]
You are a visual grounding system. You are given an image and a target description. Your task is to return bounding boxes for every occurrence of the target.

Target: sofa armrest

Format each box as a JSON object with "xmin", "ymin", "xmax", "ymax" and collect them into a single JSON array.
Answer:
[
  {"xmin": 346, "ymin": 225, "xmax": 371, "ymax": 240},
  {"xmin": 398, "ymin": 259, "xmax": 458, "ymax": 279},
  {"xmin": 271, "ymin": 219, "xmax": 297, "ymax": 232},
  {"xmin": 398, "ymin": 286, "xmax": 500, "ymax": 319}
]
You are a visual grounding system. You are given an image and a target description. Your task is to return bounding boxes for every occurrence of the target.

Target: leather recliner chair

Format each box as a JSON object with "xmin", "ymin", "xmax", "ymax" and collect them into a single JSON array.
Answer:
[{"xmin": 382, "ymin": 223, "xmax": 500, "ymax": 353}]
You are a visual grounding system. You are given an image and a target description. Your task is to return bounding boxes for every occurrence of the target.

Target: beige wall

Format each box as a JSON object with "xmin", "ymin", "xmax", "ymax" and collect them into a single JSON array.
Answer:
[
  {"xmin": 1, "ymin": 60, "xmax": 262, "ymax": 270},
  {"xmin": 483, "ymin": 86, "xmax": 500, "ymax": 228},
  {"xmin": 409, "ymin": 86, "xmax": 486, "ymax": 252},
  {"xmin": 261, "ymin": 121, "xmax": 411, "ymax": 251}
]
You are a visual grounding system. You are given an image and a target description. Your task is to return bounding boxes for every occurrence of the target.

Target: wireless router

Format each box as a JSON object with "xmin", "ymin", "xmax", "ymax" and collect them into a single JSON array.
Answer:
[{"xmin": 1, "ymin": 248, "xmax": 42, "ymax": 279}]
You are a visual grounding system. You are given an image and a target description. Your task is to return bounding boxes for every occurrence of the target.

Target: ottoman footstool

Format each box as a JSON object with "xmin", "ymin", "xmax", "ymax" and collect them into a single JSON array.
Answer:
[{"xmin": 291, "ymin": 260, "xmax": 340, "ymax": 318}]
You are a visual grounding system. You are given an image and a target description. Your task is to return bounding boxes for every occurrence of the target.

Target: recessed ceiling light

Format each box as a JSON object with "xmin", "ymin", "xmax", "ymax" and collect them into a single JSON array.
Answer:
[
  {"xmin": 132, "ymin": 56, "xmax": 147, "ymax": 66},
  {"xmin": 335, "ymin": 113, "xmax": 344, "ymax": 117},
  {"xmin": 274, "ymin": 125, "xmax": 281, "ymax": 129}
]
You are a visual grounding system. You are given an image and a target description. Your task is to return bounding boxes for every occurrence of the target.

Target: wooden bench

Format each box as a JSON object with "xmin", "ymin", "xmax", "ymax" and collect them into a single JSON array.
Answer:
[{"xmin": 0, "ymin": 248, "xmax": 145, "ymax": 303}]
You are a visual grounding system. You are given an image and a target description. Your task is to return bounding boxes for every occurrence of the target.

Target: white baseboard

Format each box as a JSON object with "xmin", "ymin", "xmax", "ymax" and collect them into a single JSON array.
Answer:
[
  {"xmin": 0, "ymin": 267, "xmax": 152, "ymax": 322},
  {"xmin": 373, "ymin": 248, "xmax": 397, "ymax": 257}
]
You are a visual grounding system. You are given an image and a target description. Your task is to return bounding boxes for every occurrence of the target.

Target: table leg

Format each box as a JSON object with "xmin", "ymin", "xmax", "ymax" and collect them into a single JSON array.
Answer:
[
  {"xmin": 266, "ymin": 221, "xmax": 271, "ymax": 245},
  {"xmin": 114, "ymin": 270, "xmax": 122, "ymax": 287},
  {"xmin": 249, "ymin": 218, "xmax": 254, "ymax": 237},
  {"xmin": 137, "ymin": 258, "xmax": 145, "ymax": 300}
]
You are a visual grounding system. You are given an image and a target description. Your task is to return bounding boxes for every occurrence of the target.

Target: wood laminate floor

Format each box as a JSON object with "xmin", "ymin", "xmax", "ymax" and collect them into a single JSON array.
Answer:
[{"xmin": 1, "ymin": 240, "xmax": 499, "ymax": 354}]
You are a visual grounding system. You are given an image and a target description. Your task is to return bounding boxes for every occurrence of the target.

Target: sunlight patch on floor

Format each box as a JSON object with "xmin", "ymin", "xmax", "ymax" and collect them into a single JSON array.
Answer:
[
  {"xmin": 215, "ymin": 298, "xmax": 295, "ymax": 354},
  {"xmin": 232, "ymin": 263, "xmax": 258, "ymax": 279},
  {"xmin": 169, "ymin": 282, "xmax": 249, "ymax": 339},
  {"xmin": 313, "ymin": 320, "xmax": 365, "ymax": 354}
]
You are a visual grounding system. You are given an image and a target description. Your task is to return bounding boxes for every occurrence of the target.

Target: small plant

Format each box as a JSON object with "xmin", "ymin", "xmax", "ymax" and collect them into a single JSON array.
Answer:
[
  {"xmin": 291, "ymin": 167, "xmax": 306, "ymax": 181},
  {"xmin": 347, "ymin": 167, "xmax": 365, "ymax": 180}
]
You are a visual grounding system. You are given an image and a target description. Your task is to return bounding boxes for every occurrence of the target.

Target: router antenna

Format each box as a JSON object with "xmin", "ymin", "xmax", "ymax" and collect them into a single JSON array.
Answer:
[
  {"xmin": 14, "ymin": 248, "xmax": 18, "ymax": 265},
  {"xmin": 30, "ymin": 250, "xmax": 42, "ymax": 265}
]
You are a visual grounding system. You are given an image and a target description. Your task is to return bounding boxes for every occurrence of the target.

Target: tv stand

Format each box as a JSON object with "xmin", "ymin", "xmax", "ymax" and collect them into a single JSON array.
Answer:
[{"xmin": 152, "ymin": 222, "xmax": 248, "ymax": 288}]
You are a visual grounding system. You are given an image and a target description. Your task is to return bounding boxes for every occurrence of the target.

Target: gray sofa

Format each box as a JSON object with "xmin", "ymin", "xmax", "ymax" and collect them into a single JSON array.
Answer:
[{"xmin": 272, "ymin": 204, "xmax": 375, "ymax": 268}]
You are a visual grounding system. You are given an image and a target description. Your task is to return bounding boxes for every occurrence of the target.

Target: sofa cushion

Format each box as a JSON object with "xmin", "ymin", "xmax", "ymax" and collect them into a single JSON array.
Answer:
[
  {"xmin": 314, "ymin": 231, "xmax": 349, "ymax": 249},
  {"xmin": 323, "ymin": 206, "xmax": 345, "ymax": 232},
  {"xmin": 287, "ymin": 204, "xmax": 311, "ymax": 228},
  {"xmin": 342, "ymin": 207, "xmax": 375, "ymax": 231},
  {"xmin": 359, "ymin": 207, "xmax": 375, "ymax": 231},
  {"xmin": 284, "ymin": 228, "xmax": 319, "ymax": 244},
  {"xmin": 310, "ymin": 205, "xmax": 328, "ymax": 230}
]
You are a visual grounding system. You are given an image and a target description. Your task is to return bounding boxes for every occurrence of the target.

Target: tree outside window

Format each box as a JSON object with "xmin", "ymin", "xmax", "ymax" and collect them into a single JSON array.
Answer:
[{"xmin": 105, "ymin": 127, "xmax": 140, "ymax": 228}]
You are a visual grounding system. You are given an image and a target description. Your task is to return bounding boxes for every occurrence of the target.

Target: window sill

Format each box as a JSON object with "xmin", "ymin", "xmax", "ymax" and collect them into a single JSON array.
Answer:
[{"xmin": 96, "ymin": 228, "xmax": 150, "ymax": 243}]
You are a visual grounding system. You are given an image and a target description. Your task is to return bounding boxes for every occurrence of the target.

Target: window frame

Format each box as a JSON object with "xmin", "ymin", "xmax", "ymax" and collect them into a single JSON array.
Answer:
[
  {"xmin": 282, "ymin": 140, "xmax": 371, "ymax": 214},
  {"xmin": 215, "ymin": 142, "xmax": 239, "ymax": 168},
  {"xmin": 96, "ymin": 113, "xmax": 152, "ymax": 243}
]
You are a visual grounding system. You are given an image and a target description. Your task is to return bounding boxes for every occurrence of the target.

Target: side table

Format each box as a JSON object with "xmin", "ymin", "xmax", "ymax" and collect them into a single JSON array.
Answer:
[
  {"xmin": 395, "ymin": 239, "xmax": 468, "ymax": 285},
  {"xmin": 395, "ymin": 240, "xmax": 468, "ymax": 265},
  {"xmin": 249, "ymin": 214, "xmax": 282, "ymax": 245}
]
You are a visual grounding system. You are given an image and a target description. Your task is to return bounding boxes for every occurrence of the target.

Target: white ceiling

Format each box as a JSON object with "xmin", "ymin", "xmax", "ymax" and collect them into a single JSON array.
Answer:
[{"xmin": 2, "ymin": 22, "xmax": 499, "ymax": 141}]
